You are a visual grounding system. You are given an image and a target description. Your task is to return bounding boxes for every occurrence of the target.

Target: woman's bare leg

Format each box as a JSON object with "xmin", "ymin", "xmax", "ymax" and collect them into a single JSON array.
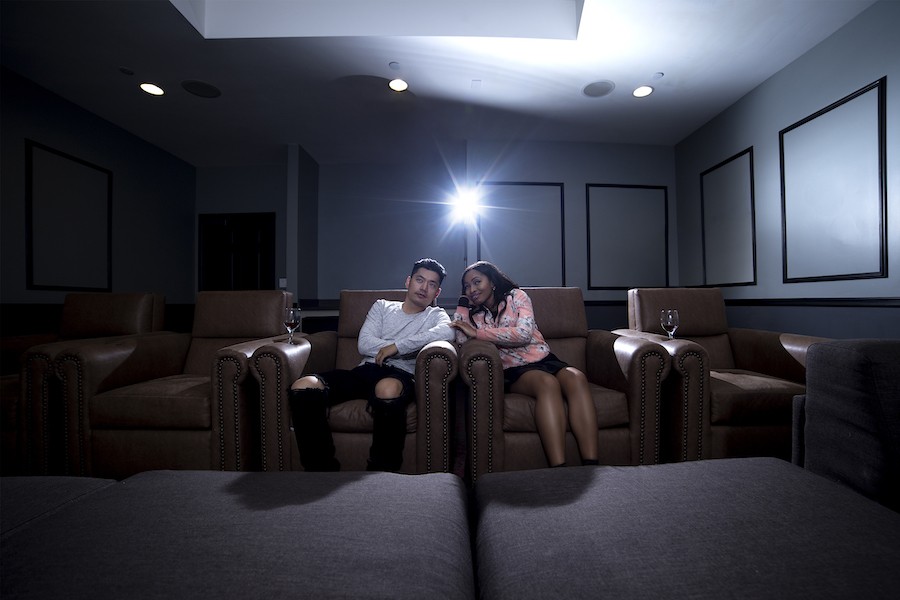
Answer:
[
  {"xmin": 511, "ymin": 370, "xmax": 567, "ymax": 467},
  {"xmin": 556, "ymin": 367, "xmax": 598, "ymax": 463}
]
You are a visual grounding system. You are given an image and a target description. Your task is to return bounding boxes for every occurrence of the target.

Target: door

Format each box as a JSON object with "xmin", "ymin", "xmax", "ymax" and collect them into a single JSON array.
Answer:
[{"xmin": 198, "ymin": 212, "xmax": 275, "ymax": 291}]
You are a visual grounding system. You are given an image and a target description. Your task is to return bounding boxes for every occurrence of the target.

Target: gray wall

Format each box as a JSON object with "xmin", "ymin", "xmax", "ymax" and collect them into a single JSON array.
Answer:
[
  {"xmin": 0, "ymin": 68, "xmax": 196, "ymax": 304},
  {"xmin": 674, "ymin": 0, "xmax": 899, "ymax": 302},
  {"xmin": 196, "ymin": 162, "xmax": 288, "ymax": 288},
  {"xmin": 316, "ymin": 141, "xmax": 468, "ymax": 299},
  {"xmin": 3, "ymin": 3, "xmax": 897, "ymax": 339}
]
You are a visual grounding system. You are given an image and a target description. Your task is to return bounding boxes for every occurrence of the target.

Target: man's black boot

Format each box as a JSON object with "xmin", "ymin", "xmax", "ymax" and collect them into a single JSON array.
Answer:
[
  {"xmin": 367, "ymin": 396, "xmax": 408, "ymax": 472},
  {"xmin": 288, "ymin": 388, "xmax": 340, "ymax": 471}
]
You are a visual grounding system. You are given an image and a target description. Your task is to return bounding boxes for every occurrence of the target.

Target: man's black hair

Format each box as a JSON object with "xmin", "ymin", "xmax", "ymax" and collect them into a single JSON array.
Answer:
[{"xmin": 411, "ymin": 258, "xmax": 447, "ymax": 285}]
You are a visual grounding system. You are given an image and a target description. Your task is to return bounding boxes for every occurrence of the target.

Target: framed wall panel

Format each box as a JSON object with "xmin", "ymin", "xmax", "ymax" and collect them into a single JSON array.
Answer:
[
  {"xmin": 700, "ymin": 147, "xmax": 757, "ymax": 286},
  {"xmin": 25, "ymin": 140, "xmax": 112, "ymax": 291},
  {"xmin": 587, "ymin": 184, "xmax": 668, "ymax": 290},
  {"xmin": 476, "ymin": 182, "xmax": 565, "ymax": 286},
  {"xmin": 779, "ymin": 77, "xmax": 887, "ymax": 283}
]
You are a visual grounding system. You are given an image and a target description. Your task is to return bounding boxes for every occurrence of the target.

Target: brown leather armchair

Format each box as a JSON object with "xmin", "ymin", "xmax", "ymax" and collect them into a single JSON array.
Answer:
[
  {"xmin": 250, "ymin": 290, "xmax": 458, "ymax": 474},
  {"xmin": 54, "ymin": 290, "xmax": 291, "ymax": 478},
  {"xmin": 614, "ymin": 287, "xmax": 828, "ymax": 461},
  {"xmin": 458, "ymin": 287, "xmax": 670, "ymax": 481},
  {"xmin": 7, "ymin": 292, "xmax": 164, "ymax": 475}
]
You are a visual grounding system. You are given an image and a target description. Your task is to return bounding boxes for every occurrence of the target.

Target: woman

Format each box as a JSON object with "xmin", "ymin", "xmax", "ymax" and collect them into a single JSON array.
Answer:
[{"xmin": 450, "ymin": 261, "xmax": 599, "ymax": 467}]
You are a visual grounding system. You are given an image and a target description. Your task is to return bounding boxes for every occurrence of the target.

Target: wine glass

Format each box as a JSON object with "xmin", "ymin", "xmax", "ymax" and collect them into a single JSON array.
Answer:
[
  {"xmin": 283, "ymin": 306, "xmax": 301, "ymax": 344},
  {"xmin": 660, "ymin": 309, "xmax": 679, "ymax": 339}
]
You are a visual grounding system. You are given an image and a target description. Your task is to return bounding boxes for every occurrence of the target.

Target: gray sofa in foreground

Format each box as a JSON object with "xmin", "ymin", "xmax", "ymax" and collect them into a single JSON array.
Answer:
[{"xmin": 3, "ymin": 458, "xmax": 900, "ymax": 599}]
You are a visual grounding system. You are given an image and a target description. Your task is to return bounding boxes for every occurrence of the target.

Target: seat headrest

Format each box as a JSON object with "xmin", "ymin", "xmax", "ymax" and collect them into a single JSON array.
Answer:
[
  {"xmin": 59, "ymin": 292, "xmax": 165, "ymax": 338},
  {"xmin": 337, "ymin": 290, "xmax": 408, "ymax": 338},
  {"xmin": 521, "ymin": 287, "xmax": 587, "ymax": 339},
  {"xmin": 628, "ymin": 287, "xmax": 728, "ymax": 336},
  {"xmin": 192, "ymin": 290, "xmax": 292, "ymax": 338}
]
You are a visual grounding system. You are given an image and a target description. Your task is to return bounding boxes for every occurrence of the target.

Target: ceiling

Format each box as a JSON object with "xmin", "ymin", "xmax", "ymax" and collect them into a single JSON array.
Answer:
[{"xmin": 0, "ymin": 0, "xmax": 877, "ymax": 167}]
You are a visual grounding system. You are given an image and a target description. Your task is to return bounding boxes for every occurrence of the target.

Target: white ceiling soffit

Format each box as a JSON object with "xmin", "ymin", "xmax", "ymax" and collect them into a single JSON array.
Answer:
[{"xmin": 169, "ymin": 0, "xmax": 584, "ymax": 40}]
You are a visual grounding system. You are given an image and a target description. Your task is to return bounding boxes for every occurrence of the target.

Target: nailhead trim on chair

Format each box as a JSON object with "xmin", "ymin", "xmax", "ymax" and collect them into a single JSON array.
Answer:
[
  {"xmin": 421, "ymin": 352, "xmax": 453, "ymax": 473},
  {"xmin": 640, "ymin": 350, "xmax": 666, "ymax": 466},
  {"xmin": 677, "ymin": 350, "xmax": 704, "ymax": 462},
  {"xmin": 23, "ymin": 353, "xmax": 54, "ymax": 475},
  {"xmin": 465, "ymin": 354, "xmax": 494, "ymax": 483},
  {"xmin": 215, "ymin": 356, "xmax": 243, "ymax": 471},
  {"xmin": 253, "ymin": 351, "xmax": 286, "ymax": 472},
  {"xmin": 56, "ymin": 354, "xmax": 86, "ymax": 476}
]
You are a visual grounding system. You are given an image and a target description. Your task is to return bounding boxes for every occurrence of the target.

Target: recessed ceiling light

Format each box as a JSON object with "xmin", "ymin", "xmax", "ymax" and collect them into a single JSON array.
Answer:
[
  {"xmin": 140, "ymin": 83, "xmax": 165, "ymax": 96},
  {"xmin": 633, "ymin": 85, "xmax": 653, "ymax": 98},
  {"xmin": 389, "ymin": 78, "xmax": 408, "ymax": 92}
]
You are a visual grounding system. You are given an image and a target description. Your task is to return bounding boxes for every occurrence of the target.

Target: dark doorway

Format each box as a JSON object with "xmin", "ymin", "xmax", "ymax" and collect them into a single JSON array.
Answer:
[{"xmin": 198, "ymin": 212, "xmax": 276, "ymax": 291}]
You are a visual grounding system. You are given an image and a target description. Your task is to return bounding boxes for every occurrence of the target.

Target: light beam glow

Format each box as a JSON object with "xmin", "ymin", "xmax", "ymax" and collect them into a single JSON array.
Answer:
[{"xmin": 451, "ymin": 187, "xmax": 480, "ymax": 224}]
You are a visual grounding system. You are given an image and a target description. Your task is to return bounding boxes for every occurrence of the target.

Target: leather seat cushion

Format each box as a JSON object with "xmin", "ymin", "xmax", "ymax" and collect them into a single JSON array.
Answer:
[
  {"xmin": 710, "ymin": 370, "xmax": 805, "ymax": 425},
  {"xmin": 91, "ymin": 375, "xmax": 211, "ymax": 429},
  {"xmin": 503, "ymin": 384, "xmax": 629, "ymax": 431},
  {"xmin": 327, "ymin": 399, "xmax": 417, "ymax": 434}
]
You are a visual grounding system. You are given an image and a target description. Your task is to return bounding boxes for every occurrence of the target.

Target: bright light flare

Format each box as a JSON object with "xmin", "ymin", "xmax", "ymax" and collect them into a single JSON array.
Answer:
[{"xmin": 451, "ymin": 188, "xmax": 480, "ymax": 224}]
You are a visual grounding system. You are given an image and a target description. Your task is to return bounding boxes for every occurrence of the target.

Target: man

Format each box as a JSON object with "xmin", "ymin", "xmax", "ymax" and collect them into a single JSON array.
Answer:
[{"xmin": 288, "ymin": 258, "xmax": 454, "ymax": 472}]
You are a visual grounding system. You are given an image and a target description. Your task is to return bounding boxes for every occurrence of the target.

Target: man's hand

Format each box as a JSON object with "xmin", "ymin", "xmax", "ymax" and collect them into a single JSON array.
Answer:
[{"xmin": 375, "ymin": 343, "xmax": 399, "ymax": 366}]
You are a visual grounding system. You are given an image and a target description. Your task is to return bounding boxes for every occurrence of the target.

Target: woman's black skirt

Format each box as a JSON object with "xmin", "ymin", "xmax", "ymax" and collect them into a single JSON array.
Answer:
[{"xmin": 503, "ymin": 353, "xmax": 570, "ymax": 390}]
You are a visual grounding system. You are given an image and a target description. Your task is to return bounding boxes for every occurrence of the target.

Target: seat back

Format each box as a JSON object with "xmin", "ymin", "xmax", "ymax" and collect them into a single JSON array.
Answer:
[
  {"xmin": 334, "ymin": 290, "xmax": 407, "ymax": 370},
  {"xmin": 184, "ymin": 290, "xmax": 292, "ymax": 375},
  {"xmin": 521, "ymin": 287, "xmax": 587, "ymax": 372},
  {"xmin": 58, "ymin": 292, "xmax": 165, "ymax": 339},
  {"xmin": 628, "ymin": 287, "xmax": 736, "ymax": 369}
]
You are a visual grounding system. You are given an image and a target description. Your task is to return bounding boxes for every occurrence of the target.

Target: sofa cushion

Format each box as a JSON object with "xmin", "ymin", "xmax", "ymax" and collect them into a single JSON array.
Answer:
[
  {"xmin": 473, "ymin": 458, "xmax": 900, "ymax": 599},
  {"xmin": 1, "ymin": 476, "xmax": 115, "ymax": 536},
  {"xmin": 90, "ymin": 375, "xmax": 211, "ymax": 429},
  {"xmin": 710, "ymin": 370, "xmax": 805, "ymax": 424},
  {"xmin": 1, "ymin": 470, "xmax": 475, "ymax": 599},
  {"xmin": 327, "ymin": 398, "xmax": 417, "ymax": 433}
]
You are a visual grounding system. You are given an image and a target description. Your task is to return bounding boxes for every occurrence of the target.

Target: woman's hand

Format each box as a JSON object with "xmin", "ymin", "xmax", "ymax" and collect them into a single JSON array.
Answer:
[{"xmin": 449, "ymin": 320, "xmax": 478, "ymax": 339}]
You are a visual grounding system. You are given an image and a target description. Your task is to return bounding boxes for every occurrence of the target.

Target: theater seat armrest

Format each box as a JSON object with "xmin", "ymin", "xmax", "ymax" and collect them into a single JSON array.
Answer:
[
  {"xmin": 215, "ymin": 335, "xmax": 290, "ymax": 385},
  {"xmin": 728, "ymin": 328, "xmax": 829, "ymax": 383},
  {"xmin": 616, "ymin": 328, "xmax": 711, "ymax": 462},
  {"xmin": 614, "ymin": 329, "xmax": 707, "ymax": 376},
  {"xmin": 55, "ymin": 332, "xmax": 190, "ymax": 396},
  {"xmin": 414, "ymin": 340, "xmax": 458, "ymax": 473},
  {"xmin": 595, "ymin": 331, "xmax": 670, "ymax": 465},
  {"xmin": 213, "ymin": 335, "xmax": 294, "ymax": 471},
  {"xmin": 251, "ymin": 338, "xmax": 312, "ymax": 471},
  {"xmin": 457, "ymin": 339, "xmax": 505, "ymax": 480},
  {"xmin": 586, "ymin": 330, "xmax": 670, "ymax": 390},
  {"xmin": 457, "ymin": 339, "xmax": 502, "ymax": 389}
]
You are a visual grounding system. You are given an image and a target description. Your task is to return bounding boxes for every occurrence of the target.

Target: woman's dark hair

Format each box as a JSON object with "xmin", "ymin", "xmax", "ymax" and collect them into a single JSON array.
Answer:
[{"xmin": 461, "ymin": 261, "xmax": 518, "ymax": 316}]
